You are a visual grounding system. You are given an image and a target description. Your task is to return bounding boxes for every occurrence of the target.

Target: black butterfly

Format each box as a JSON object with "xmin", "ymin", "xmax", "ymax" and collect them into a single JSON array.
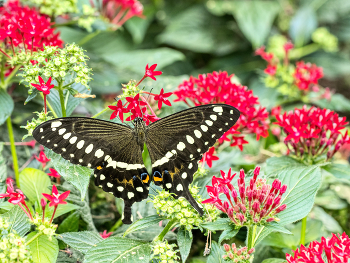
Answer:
[{"xmin": 33, "ymin": 104, "xmax": 240, "ymax": 224}]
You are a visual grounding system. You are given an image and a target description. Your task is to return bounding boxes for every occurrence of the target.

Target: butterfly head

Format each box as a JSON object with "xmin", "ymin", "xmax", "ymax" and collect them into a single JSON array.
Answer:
[{"xmin": 133, "ymin": 117, "xmax": 146, "ymax": 144}]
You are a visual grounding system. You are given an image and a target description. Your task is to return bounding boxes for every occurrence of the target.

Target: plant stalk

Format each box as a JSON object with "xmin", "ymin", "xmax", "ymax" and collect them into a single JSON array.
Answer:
[
  {"xmin": 40, "ymin": 93, "xmax": 58, "ymax": 118},
  {"xmin": 58, "ymin": 84, "xmax": 67, "ymax": 117},
  {"xmin": 153, "ymin": 218, "xmax": 177, "ymax": 242},
  {"xmin": 92, "ymin": 99, "xmax": 119, "ymax": 118},
  {"xmin": 6, "ymin": 116, "xmax": 20, "ymax": 187},
  {"xmin": 300, "ymin": 216, "xmax": 307, "ymax": 245},
  {"xmin": 247, "ymin": 225, "xmax": 257, "ymax": 250}
]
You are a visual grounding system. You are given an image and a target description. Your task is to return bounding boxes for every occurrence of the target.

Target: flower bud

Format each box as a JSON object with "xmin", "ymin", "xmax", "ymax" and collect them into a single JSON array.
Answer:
[
  {"xmin": 229, "ymin": 252, "xmax": 234, "ymax": 259},
  {"xmin": 279, "ymin": 184, "xmax": 287, "ymax": 195},
  {"xmin": 275, "ymin": 204, "xmax": 287, "ymax": 213},
  {"xmin": 252, "ymin": 201, "xmax": 260, "ymax": 213},
  {"xmin": 223, "ymin": 201, "xmax": 229, "ymax": 211},
  {"xmin": 223, "ymin": 244, "xmax": 230, "ymax": 252},
  {"xmin": 266, "ymin": 218, "xmax": 275, "ymax": 222},
  {"xmin": 248, "ymin": 248, "xmax": 255, "ymax": 254},
  {"xmin": 239, "ymin": 169, "xmax": 245, "ymax": 180},
  {"xmin": 232, "ymin": 189, "xmax": 238, "ymax": 203},
  {"xmin": 227, "ymin": 207, "xmax": 234, "ymax": 218}
]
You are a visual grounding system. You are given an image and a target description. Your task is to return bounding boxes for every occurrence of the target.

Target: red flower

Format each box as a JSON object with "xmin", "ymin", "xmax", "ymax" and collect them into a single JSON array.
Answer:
[
  {"xmin": 271, "ymin": 106, "xmax": 281, "ymax": 117},
  {"xmin": 286, "ymin": 232, "xmax": 350, "ymax": 263},
  {"xmin": 294, "ymin": 61, "xmax": 323, "ymax": 91},
  {"xmin": 200, "ymin": 147, "xmax": 219, "ymax": 168},
  {"xmin": 153, "ymin": 88, "xmax": 172, "ymax": 110},
  {"xmin": 100, "ymin": 230, "xmax": 112, "ymax": 239},
  {"xmin": 125, "ymin": 94, "xmax": 147, "ymax": 111},
  {"xmin": 264, "ymin": 65, "xmax": 277, "ymax": 76},
  {"xmin": 283, "ymin": 42, "xmax": 294, "ymax": 53},
  {"xmin": 35, "ymin": 151, "xmax": 51, "ymax": 168},
  {"xmin": 42, "ymin": 185, "xmax": 70, "ymax": 207},
  {"xmin": 230, "ymin": 136, "xmax": 249, "ymax": 151},
  {"xmin": 108, "ymin": 100, "xmax": 129, "ymax": 122},
  {"xmin": 144, "ymin": 64, "xmax": 162, "ymax": 81},
  {"xmin": 255, "ymin": 46, "xmax": 274, "ymax": 64},
  {"xmin": 31, "ymin": 76, "xmax": 55, "ymax": 95},
  {"xmin": 47, "ymin": 168, "xmax": 60, "ymax": 178}
]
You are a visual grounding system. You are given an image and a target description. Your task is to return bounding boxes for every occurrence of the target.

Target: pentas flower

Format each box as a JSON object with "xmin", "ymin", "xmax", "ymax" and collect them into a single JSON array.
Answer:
[
  {"xmin": 98, "ymin": 0, "xmax": 144, "ymax": 28},
  {"xmin": 108, "ymin": 100, "xmax": 129, "ymax": 121},
  {"xmin": 202, "ymin": 167, "xmax": 287, "ymax": 226},
  {"xmin": 42, "ymin": 185, "xmax": 70, "ymax": 223},
  {"xmin": 100, "ymin": 230, "xmax": 112, "ymax": 239},
  {"xmin": 286, "ymin": 232, "xmax": 350, "ymax": 263},
  {"xmin": 0, "ymin": 0, "xmax": 62, "ymax": 60},
  {"xmin": 136, "ymin": 63, "xmax": 163, "ymax": 86},
  {"xmin": 0, "ymin": 178, "xmax": 33, "ymax": 220},
  {"xmin": 173, "ymin": 71, "xmax": 269, "ymax": 162},
  {"xmin": 294, "ymin": 61, "xmax": 323, "ymax": 91},
  {"xmin": 222, "ymin": 243, "xmax": 255, "ymax": 262},
  {"xmin": 154, "ymin": 88, "xmax": 172, "ymax": 110},
  {"xmin": 200, "ymin": 146, "xmax": 219, "ymax": 168},
  {"xmin": 47, "ymin": 168, "xmax": 60, "ymax": 178},
  {"xmin": 31, "ymin": 76, "xmax": 54, "ymax": 114},
  {"xmin": 275, "ymin": 106, "xmax": 350, "ymax": 162},
  {"xmin": 35, "ymin": 150, "xmax": 50, "ymax": 168}
]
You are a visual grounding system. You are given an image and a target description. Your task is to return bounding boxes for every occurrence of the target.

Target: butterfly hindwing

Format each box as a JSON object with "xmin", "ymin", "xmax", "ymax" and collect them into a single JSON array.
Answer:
[
  {"xmin": 32, "ymin": 117, "xmax": 150, "ymax": 224},
  {"xmin": 146, "ymin": 104, "xmax": 240, "ymax": 213}
]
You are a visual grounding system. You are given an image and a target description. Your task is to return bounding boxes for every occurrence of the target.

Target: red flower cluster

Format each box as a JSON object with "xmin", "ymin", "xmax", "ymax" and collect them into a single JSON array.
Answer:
[
  {"xmin": 43, "ymin": 185, "xmax": 70, "ymax": 223},
  {"xmin": 275, "ymin": 106, "xmax": 350, "ymax": 160},
  {"xmin": 255, "ymin": 46, "xmax": 277, "ymax": 76},
  {"xmin": 99, "ymin": 0, "xmax": 144, "ymax": 27},
  {"xmin": 100, "ymin": 230, "xmax": 112, "ymax": 239},
  {"xmin": 223, "ymin": 243, "xmax": 255, "ymax": 262},
  {"xmin": 202, "ymin": 167, "xmax": 287, "ymax": 225},
  {"xmin": 286, "ymin": 232, "xmax": 350, "ymax": 263},
  {"xmin": 0, "ymin": 178, "xmax": 33, "ymax": 220},
  {"xmin": 173, "ymin": 71, "xmax": 269, "ymax": 158},
  {"xmin": 294, "ymin": 61, "xmax": 323, "ymax": 91},
  {"xmin": 0, "ymin": 0, "xmax": 63, "ymax": 54}
]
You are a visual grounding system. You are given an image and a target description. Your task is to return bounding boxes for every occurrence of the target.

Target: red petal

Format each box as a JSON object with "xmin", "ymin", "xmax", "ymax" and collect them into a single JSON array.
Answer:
[
  {"xmin": 46, "ymin": 77, "xmax": 52, "ymax": 86},
  {"xmin": 108, "ymin": 105, "xmax": 118, "ymax": 110},
  {"xmin": 52, "ymin": 185, "xmax": 58, "ymax": 195},
  {"xmin": 59, "ymin": 190, "xmax": 70, "ymax": 201},
  {"xmin": 31, "ymin": 83, "xmax": 41, "ymax": 89},
  {"xmin": 163, "ymin": 99, "xmax": 172, "ymax": 107},
  {"xmin": 149, "ymin": 64, "xmax": 157, "ymax": 71},
  {"xmin": 158, "ymin": 100, "xmax": 162, "ymax": 110},
  {"xmin": 38, "ymin": 76, "xmax": 44, "ymax": 85},
  {"xmin": 153, "ymin": 71, "xmax": 162, "ymax": 76},
  {"xmin": 42, "ymin": 193, "xmax": 54, "ymax": 201}
]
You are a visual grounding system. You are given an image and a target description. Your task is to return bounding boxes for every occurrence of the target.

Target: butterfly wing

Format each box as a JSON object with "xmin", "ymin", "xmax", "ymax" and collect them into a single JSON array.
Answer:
[
  {"xmin": 146, "ymin": 104, "xmax": 240, "ymax": 214},
  {"xmin": 33, "ymin": 117, "xmax": 150, "ymax": 223}
]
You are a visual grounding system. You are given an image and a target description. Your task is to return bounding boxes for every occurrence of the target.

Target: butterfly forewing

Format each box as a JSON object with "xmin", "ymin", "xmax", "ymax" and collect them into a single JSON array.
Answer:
[
  {"xmin": 33, "ymin": 118, "xmax": 150, "ymax": 223},
  {"xmin": 146, "ymin": 104, "xmax": 240, "ymax": 213}
]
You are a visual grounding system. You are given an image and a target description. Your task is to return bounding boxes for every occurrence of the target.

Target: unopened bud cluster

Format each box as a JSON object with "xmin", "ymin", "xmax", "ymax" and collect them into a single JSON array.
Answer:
[
  {"xmin": 8, "ymin": 52, "xmax": 35, "ymax": 68},
  {"xmin": 119, "ymin": 80, "xmax": 141, "ymax": 99},
  {"xmin": 312, "ymin": 27, "xmax": 338, "ymax": 52},
  {"xmin": 21, "ymin": 110, "xmax": 53, "ymax": 140},
  {"xmin": 77, "ymin": 5, "xmax": 98, "ymax": 32},
  {"xmin": 21, "ymin": 43, "xmax": 93, "ymax": 93},
  {"xmin": 203, "ymin": 167, "xmax": 287, "ymax": 226},
  {"xmin": 0, "ymin": 217, "xmax": 33, "ymax": 263},
  {"xmin": 22, "ymin": 0, "xmax": 78, "ymax": 16},
  {"xmin": 152, "ymin": 240, "xmax": 179, "ymax": 263},
  {"xmin": 31, "ymin": 213, "xmax": 57, "ymax": 241},
  {"xmin": 151, "ymin": 186, "xmax": 219, "ymax": 231},
  {"xmin": 222, "ymin": 243, "xmax": 255, "ymax": 262}
]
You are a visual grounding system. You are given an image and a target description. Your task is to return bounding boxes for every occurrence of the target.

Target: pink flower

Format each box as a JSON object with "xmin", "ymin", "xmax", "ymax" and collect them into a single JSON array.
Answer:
[
  {"xmin": 47, "ymin": 168, "xmax": 60, "ymax": 178},
  {"xmin": 144, "ymin": 64, "xmax": 162, "ymax": 81},
  {"xmin": 108, "ymin": 100, "xmax": 129, "ymax": 122},
  {"xmin": 294, "ymin": 61, "xmax": 323, "ymax": 91},
  {"xmin": 100, "ymin": 230, "xmax": 112, "ymax": 239},
  {"xmin": 31, "ymin": 76, "xmax": 55, "ymax": 95},
  {"xmin": 42, "ymin": 185, "xmax": 70, "ymax": 207},
  {"xmin": 264, "ymin": 65, "xmax": 277, "ymax": 75},
  {"xmin": 283, "ymin": 42, "xmax": 294, "ymax": 53},
  {"xmin": 153, "ymin": 88, "xmax": 172, "ymax": 110},
  {"xmin": 35, "ymin": 151, "xmax": 51, "ymax": 168},
  {"xmin": 200, "ymin": 147, "xmax": 219, "ymax": 168}
]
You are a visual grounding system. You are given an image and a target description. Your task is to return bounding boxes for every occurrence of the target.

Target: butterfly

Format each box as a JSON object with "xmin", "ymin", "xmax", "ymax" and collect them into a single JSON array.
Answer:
[{"xmin": 33, "ymin": 104, "xmax": 240, "ymax": 224}]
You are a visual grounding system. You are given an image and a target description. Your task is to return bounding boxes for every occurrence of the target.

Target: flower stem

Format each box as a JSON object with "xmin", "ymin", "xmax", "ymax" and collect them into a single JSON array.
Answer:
[
  {"xmin": 92, "ymin": 100, "xmax": 119, "ymax": 118},
  {"xmin": 26, "ymin": 232, "xmax": 43, "ymax": 245},
  {"xmin": 78, "ymin": 30, "xmax": 101, "ymax": 46},
  {"xmin": 2, "ymin": 65, "xmax": 21, "ymax": 89},
  {"xmin": 300, "ymin": 216, "xmax": 307, "ymax": 245},
  {"xmin": 109, "ymin": 218, "xmax": 123, "ymax": 232},
  {"xmin": 6, "ymin": 116, "xmax": 20, "ymax": 187},
  {"xmin": 153, "ymin": 218, "xmax": 178, "ymax": 242},
  {"xmin": 247, "ymin": 225, "xmax": 257, "ymax": 250},
  {"xmin": 58, "ymin": 84, "xmax": 67, "ymax": 117},
  {"xmin": 43, "ymin": 94, "xmax": 47, "ymax": 114},
  {"xmin": 40, "ymin": 93, "xmax": 58, "ymax": 118},
  {"xmin": 49, "ymin": 205, "xmax": 58, "ymax": 224}
]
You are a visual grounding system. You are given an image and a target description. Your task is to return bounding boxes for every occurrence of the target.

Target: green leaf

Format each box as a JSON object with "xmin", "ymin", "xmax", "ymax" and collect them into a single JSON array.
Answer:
[
  {"xmin": 57, "ymin": 211, "xmax": 80, "ymax": 233},
  {"xmin": 218, "ymin": 226, "xmax": 239, "ymax": 244},
  {"xmin": 313, "ymin": 93, "xmax": 350, "ymax": 112},
  {"xmin": 24, "ymin": 88, "xmax": 39, "ymax": 105},
  {"xmin": 207, "ymin": 241, "xmax": 224, "ymax": 263},
  {"xmin": 65, "ymin": 82, "xmax": 92, "ymax": 117},
  {"xmin": 47, "ymin": 203, "xmax": 79, "ymax": 220},
  {"xmin": 230, "ymin": 1, "xmax": 280, "ymax": 47},
  {"xmin": 255, "ymin": 165, "xmax": 322, "ymax": 245},
  {"xmin": 0, "ymin": 88, "xmax": 14, "ymax": 125},
  {"xmin": 311, "ymin": 206, "xmax": 343, "ymax": 233},
  {"xmin": 289, "ymin": 6, "xmax": 318, "ymax": 47},
  {"xmin": 0, "ymin": 143, "xmax": 7, "ymax": 200},
  {"xmin": 322, "ymin": 163, "xmax": 350, "ymax": 179},
  {"xmin": 57, "ymin": 231, "xmax": 103, "ymax": 254},
  {"xmin": 200, "ymin": 218, "xmax": 231, "ymax": 231},
  {"xmin": 261, "ymin": 259, "xmax": 286, "ymax": 263},
  {"xmin": 84, "ymin": 237, "xmax": 152, "ymax": 263},
  {"xmin": 123, "ymin": 215, "xmax": 165, "ymax": 237},
  {"xmin": 263, "ymin": 222, "xmax": 292, "ymax": 235},
  {"xmin": 27, "ymin": 232, "xmax": 59, "ymax": 263},
  {"xmin": 19, "ymin": 168, "xmax": 51, "ymax": 203},
  {"xmin": 265, "ymin": 156, "xmax": 306, "ymax": 175},
  {"xmin": 101, "ymin": 48, "xmax": 185, "ymax": 76},
  {"xmin": 1, "ymin": 206, "xmax": 31, "ymax": 237},
  {"xmin": 177, "ymin": 226, "xmax": 193, "ymax": 262},
  {"xmin": 45, "ymin": 149, "xmax": 91, "ymax": 200}
]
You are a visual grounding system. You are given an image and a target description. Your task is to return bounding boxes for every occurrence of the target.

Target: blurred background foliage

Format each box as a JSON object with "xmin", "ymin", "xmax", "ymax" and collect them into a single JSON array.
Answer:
[{"xmin": 3, "ymin": 0, "xmax": 350, "ymax": 262}]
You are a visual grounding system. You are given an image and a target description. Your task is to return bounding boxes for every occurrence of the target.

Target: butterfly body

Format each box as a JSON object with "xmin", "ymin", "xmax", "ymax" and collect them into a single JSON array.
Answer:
[{"xmin": 33, "ymin": 104, "xmax": 240, "ymax": 224}]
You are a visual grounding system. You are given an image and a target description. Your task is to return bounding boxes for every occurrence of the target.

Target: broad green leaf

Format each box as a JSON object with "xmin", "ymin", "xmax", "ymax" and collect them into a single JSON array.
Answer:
[
  {"xmin": 313, "ymin": 93, "xmax": 350, "ymax": 112},
  {"xmin": 1, "ymin": 206, "xmax": 31, "ymax": 237},
  {"xmin": 200, "ymin": 218, "xmax": 231, "ymax": 231},
  {"xmin": 310, "ymin": 206, "xmax": 343, "ymax": 233},
  {"xmin": 265, "ymin": 156, "xmax": 305, "ymax": 175},
  {"xmin": 0, "ymin": 202, "xmax": 14, "ymax": 211},
  {"xmin": 45, "ymin": 149, "xmax": 92, "ymax": 200},
  {"xmin": 177, "ymin": 226, "xmax": 193, "ymax": 262},
  {"xmin": 230, "ymin": 1, "xmax": 280, "ymax": 47},
  {"xmin": 123, "ymin": 215, "xmax": 165, "ymax": 237},
  {"xmin": 24, "ymin": 88, "xmax": 39, "ymax": 104},
  {"xmin": 255, "ymin": 165, "xmax": 322, "ymax": 245},
  {"xmin": 84, "ymin": 237, "xmax": 152, "ymax": 263},
  {"xmin": 289, "ymin": 6, "xmax": 318, "ymax": 47},
  {"xmin": 263, "ymin": 222, "xmax": 292, "ymax": 236},
  {"xmin": 218, "ymin": 226, "xmax": 239, "ymax": 244},
  {"xmin": 0, "ymin": 88, "xmax": 14, "ymax": 125},
  {"xmin": 0, "ymin": 143, "xmax": 6, "ymax": 199},
  {"xmin": 57, "ymin": 211, "xmax": 80, "ymax": 233},
  {"xmin": 102, "ymin": 48, "xmax": 185, "ymax": 76},
  {"xmin": 19, "ymin": 168, "xmax": 51, "ymax": 203},
  {"xmin": 122, "ymin": 225, "xmax": 177, "ymax": 242},
  {"xmin": 322, "ymin": 163, "xmax": 350, "ymax": 179},
  {"xmin": 27, "ymin": 232, "xmax": 59, "ymax": 263},
  {"xmin": 207, "ymin": 241, "xmax": 224, "ymax": 263},
  {"xmin": 261, "ymin": 259, "xmax": 286, "ymax": 263},
  {"xmin": 57, "ymin": 231, "xmax": 103, "ymax": 254},
  {"xmin": 46, "ymin": 203, "xmax": 79, "ymax": 220}
]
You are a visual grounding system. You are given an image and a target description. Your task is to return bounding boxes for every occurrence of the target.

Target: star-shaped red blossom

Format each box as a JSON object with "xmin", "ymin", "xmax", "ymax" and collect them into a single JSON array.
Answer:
[
  {"xmin": 200, "ymin": 147, "xmax": 219, "ymax": 168},
  {"xmin": 31, "ymin": 76, "xmax": 55, "ymax": 95},
  {"xmin": 125, "ymin": 93, "xmax": 147, "ymax": 111},
  {"xmin": 35, "ymin": 151, "xmax": 51, "ymax": 168},
  {"xmin": 108, "ymin": 100, "xmax": 129, "ymax": 122},
  {"xmin": 100, "ymin": 230, "xmax": 112, "ymax": 239},
  {"xmin": 47, "ymin": 168, "xmax": 60, "ymax": 178},
  {"xmin": 145, "ymin": 64, "xmax": 162, "ymax": 81},
  {"xmin": 42, "ymin": 185, "xmax": 70, "ymax": 207},
  {"xmin": 153, "ymin": 88, "xmax": 172, "ymax": 110}
]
